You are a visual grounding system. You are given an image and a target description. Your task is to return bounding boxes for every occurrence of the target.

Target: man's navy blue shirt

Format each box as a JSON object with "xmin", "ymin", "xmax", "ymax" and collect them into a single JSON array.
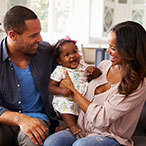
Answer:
[{"xmin": 0, "ymin": 38, "xmax": 57, "ymax": 122}]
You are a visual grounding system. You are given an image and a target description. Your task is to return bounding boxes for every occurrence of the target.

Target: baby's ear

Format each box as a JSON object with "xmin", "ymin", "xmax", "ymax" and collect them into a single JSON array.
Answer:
[{"xmin": 56, "ymin": 58, "xmax": 62, "ymax": 65}]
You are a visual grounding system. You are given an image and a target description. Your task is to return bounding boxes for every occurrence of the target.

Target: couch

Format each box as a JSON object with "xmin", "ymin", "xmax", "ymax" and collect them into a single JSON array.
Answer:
[{"xmin": 132, "ymin": 102, "xmax": 146, "ymax": 146}]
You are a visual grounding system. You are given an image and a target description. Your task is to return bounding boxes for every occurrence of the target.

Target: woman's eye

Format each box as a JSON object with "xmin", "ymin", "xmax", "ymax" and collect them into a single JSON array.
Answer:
[
  {"xmin": 111, "ymin": 47, "xmax": 115, "ymax": 50},
  {"xmin": 110, "ymin": 46, "xmax": 116, "ymax": 51}
]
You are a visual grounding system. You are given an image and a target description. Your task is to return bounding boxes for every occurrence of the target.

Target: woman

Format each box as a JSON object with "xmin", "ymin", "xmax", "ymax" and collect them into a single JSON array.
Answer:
[{"xmin": 44, "ymin": 21, "xmax": 146, "ymax": 146}]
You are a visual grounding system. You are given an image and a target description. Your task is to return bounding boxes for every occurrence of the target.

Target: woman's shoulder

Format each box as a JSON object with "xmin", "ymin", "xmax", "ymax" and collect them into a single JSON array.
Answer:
[{"xmin": 97, "ymin": 60, "xmax": 112, "ymax": 70}]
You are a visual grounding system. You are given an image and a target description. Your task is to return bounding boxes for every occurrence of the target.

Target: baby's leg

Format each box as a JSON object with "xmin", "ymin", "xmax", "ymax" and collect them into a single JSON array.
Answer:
[
  {"xmin": 62, "ymin": 114, "xmax": 81, "ymax": 135},
  {"xmin": 55, "ymin": 122, "xmax": 68, "ymax": 132}
]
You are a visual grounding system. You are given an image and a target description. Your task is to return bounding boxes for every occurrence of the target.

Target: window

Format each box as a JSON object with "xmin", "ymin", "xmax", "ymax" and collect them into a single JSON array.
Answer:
[
  {"xmin": 118, "ymin": 0, "xmax": 127, "ymax": 4},
  {"xmin": 105, "ymin": 0, "xmax": 114, "ymax": 2},
  {"xmin": 132, "ymin": 0, "xmax": 145, "ymax": 4},
  {"xmin": 30, "ymin": 0, "xmax": 49, "ymax": 33},
  {"xmin": 7, "ymin": 0, "xmax": 28, "ymax": 8},
  {"xmin": 30, "ymin": 0, "xmax": 73, "ymax": 42},
  {"xmin": 103, "ymin": 6, "xmax": 114, "ymax": 35},
  {"xmin": 132, "ymin": 10, "xmax": 144, "ymax": 25},
  {"xmin": 47, "ymin": 0, "xmax": 73, "ymax": 43}
]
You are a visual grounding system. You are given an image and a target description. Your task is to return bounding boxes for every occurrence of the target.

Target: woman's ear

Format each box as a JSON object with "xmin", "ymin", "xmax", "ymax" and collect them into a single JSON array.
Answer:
[{"xmin": 57, "ymin": 58, "xmax": 62, "ymax": 65}]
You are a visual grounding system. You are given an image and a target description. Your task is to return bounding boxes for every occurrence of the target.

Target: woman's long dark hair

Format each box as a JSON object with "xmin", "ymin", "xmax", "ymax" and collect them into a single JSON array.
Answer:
[{"xmin": 111, "ymin": 21, "xmax": 146, "ymax": 96}]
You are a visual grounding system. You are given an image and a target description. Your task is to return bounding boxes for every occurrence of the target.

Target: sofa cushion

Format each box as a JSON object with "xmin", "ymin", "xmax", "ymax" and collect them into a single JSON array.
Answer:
[
  {"xmin": 133, "ymin": 102, "xmax": 146, "ymax": 136},
  {"xmin": 132, "ymin": 136, "xmax": 146, "ymax": 146}
]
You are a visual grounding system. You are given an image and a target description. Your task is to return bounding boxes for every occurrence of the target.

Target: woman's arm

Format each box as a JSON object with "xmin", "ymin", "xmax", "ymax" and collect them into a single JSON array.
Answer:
[
  {"xmin": 60, "ymin": 71, "xmax": 90, "ymax": 112},
  {"xmin": 61, "ymin": 71, "xmax": 146, "ymax": 126}
]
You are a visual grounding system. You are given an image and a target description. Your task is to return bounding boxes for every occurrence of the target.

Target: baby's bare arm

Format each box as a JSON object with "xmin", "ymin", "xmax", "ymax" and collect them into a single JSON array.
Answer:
[
  {"xmin": 48, "ymin": 79, "xmax": 72, "ymax": 96},
  {"xmin": 85, "ymin": 66, "xmax": 102, "ymax": 81}
]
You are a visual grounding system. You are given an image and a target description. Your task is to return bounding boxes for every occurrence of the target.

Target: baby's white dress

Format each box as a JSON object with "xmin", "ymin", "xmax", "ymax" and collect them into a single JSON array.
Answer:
[{"xmin": 51, "ymin": 60, "xmax": 89, "ymax": 115}]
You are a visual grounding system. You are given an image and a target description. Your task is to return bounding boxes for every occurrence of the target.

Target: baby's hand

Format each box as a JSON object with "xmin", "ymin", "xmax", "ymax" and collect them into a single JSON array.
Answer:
[
  {"xmin": 70, "ymin": 125, "xmax": 84, "ymax": 139},
  {"xmin": 85, "ymin": 66, "xmax": 96, "ymax": 75},
  {"xmin": 61, "ymin": 87, "xmax": 72, "ymax": 96},
  {"xmin": 85, "ymin": 66, "xmax": 102, "ymax": 81},
  {"xmin": 70, "ymin": 125, "xmax": 81, "ymax": 135}
]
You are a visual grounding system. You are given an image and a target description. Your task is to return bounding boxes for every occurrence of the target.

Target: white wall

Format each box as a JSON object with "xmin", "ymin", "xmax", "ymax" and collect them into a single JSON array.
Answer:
[
  {"xmin": 0, "ymin": 0, "xmax": 7, "ymax": 25},
  {"xmin": 0, "ymin": 0, "xmax": 7, "ymax": 39},
  {"xmin": 113, "ymin": 2, "xmax": 130, "ymax": 25}
]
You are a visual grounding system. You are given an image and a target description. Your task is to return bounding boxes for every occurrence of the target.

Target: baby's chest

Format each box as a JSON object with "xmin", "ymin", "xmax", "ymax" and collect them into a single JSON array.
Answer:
[{"xmin": 69, "ymin": 71, "xmax": 87, "ymax": 82}]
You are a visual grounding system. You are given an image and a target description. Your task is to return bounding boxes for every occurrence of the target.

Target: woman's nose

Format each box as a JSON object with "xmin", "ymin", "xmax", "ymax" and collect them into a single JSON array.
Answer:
[{"xmin": 106, "ymin": 47, "xmax": 110, "ymax": 54}]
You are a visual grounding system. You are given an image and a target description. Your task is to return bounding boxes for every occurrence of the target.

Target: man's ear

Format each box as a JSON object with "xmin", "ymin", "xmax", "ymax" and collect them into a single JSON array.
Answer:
[
  {"xmin": 8, "ymin": 30, "xmax": 17, "ymax": 41},
  {"xmin": 57, "ymin": 58, "xmax": 62, "ymax": 65}
]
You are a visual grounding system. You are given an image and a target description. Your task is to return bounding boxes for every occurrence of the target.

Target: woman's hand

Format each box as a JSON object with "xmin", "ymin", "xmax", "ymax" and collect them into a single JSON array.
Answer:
[
  {"xmin": 61, "ymin": 71, "xmax": 90, "ymax": 112},
  {"xmin": 60, "ymin": 71, "xmax": 75, "ymax": 92},
  {"xmin": 60, "ymin": 87, "xmax": 72, "ymax": 96}
]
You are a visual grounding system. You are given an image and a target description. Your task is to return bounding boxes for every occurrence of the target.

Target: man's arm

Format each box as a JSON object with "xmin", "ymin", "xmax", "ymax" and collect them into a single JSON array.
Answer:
[{"xmin": 0, "ymin": 111, "xmax": 48, "ymax": 145}]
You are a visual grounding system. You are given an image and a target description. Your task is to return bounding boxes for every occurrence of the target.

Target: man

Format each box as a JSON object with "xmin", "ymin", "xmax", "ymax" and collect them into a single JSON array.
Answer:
[{"xmin": 0, "ymin": 6, "xmax": 58, "ymax": 146}]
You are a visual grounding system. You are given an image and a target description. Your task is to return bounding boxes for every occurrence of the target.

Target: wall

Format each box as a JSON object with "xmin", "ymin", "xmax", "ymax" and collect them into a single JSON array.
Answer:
[
  {"xmin": 0, "ymin": 0, "xmax": 7, "ymax": 24},
  {"xmin": 0, "ymin": 0, "xmax": 7, "ymax": 39}
]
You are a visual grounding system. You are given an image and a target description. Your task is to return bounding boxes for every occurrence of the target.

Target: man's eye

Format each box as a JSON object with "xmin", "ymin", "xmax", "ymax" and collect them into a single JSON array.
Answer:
[{"xmin": 30, "ymin": 33, "xmax": 38, "ymax": 38}]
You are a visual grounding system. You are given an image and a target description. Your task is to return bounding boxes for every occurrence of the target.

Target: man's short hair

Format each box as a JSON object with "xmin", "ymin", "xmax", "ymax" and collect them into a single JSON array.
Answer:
[{"xmin": 3, "ymin": 5, "xmax": 38, "ymax": 34}]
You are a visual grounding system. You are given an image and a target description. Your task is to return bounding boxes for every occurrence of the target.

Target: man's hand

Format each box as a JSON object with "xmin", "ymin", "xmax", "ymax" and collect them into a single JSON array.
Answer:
[{"xmin": 17, "ymin": 114, "xmax": 48, "ymax": 145}]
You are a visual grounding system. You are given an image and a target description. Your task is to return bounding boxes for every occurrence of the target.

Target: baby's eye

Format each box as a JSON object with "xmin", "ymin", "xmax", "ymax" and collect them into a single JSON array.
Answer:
[
  {"xmin": 73, "ymin": 50, "xmax": 77, "ymax": 54},
  {"xmin": 64, "ymin": 53, "xmax": 69, "ymax": 57}
]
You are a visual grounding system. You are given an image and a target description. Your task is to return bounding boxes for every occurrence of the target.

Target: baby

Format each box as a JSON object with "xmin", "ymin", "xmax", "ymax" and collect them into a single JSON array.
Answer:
[{"xmin": 49, "ymin": 36, "xmax": 102, "ymax": 135}]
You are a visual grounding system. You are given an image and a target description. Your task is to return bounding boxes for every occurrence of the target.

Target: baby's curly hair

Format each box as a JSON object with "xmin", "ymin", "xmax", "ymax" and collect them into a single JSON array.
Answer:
[{"xmin": 53, "ymin": 39, "xmax": 78, "ymax": 59}]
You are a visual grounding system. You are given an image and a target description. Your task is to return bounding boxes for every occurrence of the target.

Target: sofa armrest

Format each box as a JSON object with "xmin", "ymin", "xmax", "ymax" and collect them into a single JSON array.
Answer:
[{"xmin": 133, "ymin": 102, "xmax": 146, "ymax": 136}]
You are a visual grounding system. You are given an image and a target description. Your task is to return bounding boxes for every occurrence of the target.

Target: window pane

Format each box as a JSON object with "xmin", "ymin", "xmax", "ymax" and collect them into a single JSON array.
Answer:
[
  {"xmin": 132, "ymin": 10, "xmax": 144, "ymax": 25},
  {"xmin": 54, "ymin": 0, "xmax": 70, "ymax": 32},
  {"xmin": 118, "ymin": 0, "xmax": 127, "ymax": 4},
  {"xmin": 132, "ymin": 0, "xmax": 145, "ymax": 4},
  {"xmin": 105, "ymin": 0, "xmax": 114, "ymax": 2},
  {"xmin": 31, "ymin": 0, "xmax": 49, "ymax": 32},
  {"xmin": 104, "ymin": 7, "xmax": 114, "ymax": 33},
  {"xmin": 7, "ymin": 0, "xmax": 28, "ymax": 8}
]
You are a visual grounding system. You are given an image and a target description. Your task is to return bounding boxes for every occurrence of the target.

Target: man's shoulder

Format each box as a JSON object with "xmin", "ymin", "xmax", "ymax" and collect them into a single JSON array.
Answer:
[
  {"xmin": 0, "ymin": 39, "xmax": 4, "ymax": 67},
  {"xmin": 38, "ymin": 41, "xmax": 54, "ymax": 55},
  {"xmin": 0, "ymin": 38, "xmax": 4, "ymax": 50},
  {"xmin": 39, "ymin": 41, "xmax": 51, "ymax": 48},
  {"xmin": 0, "ymin": 39, "xmax": 5, "ymax": 61}
]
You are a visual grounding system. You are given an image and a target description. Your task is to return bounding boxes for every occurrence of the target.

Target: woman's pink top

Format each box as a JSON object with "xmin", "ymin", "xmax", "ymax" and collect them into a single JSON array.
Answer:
[{"xmin": 77, "ymin": 60, "xmax": 146, "ymax": 146}]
